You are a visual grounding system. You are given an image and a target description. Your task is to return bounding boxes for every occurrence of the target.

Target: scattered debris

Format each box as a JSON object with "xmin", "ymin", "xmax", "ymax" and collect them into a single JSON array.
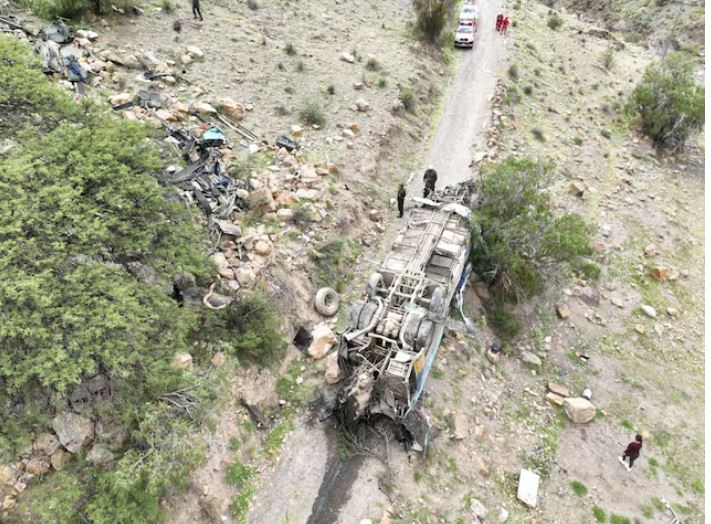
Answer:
[
  {"xmin": 324, "ymin": 351, "xmax": 344, "ymax": 384},
  {"xmin": 308, "ymin": 323, "xmax": 337, "ymax": 360},
  {"xmin": 239, "ymin": 397, "xmax": 271, "ymax": 430},
  {"xmin": 555, "ymin": 303, "xmax": 571, "ymax": 319},
  {"xmin": 517, "ymin": 468, "xmax": 540, "ymax": 508},
  {"xmin": 647, "ymin": 265, "xmax": 670, "ymax": 282},
  {"xmin": 547, "ymin": 382, "xmax": 570, "ymax": 397}
]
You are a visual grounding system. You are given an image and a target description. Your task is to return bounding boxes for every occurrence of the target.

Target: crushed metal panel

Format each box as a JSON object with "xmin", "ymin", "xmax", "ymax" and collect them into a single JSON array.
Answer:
[{"xmin": 517, "ymin": 468, "xmax": 540, "ymax": 508}]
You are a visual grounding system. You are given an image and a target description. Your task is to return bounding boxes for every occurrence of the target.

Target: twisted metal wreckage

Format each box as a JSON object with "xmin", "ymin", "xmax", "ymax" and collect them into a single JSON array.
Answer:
[{"xmin": 334, "ymin": 181, "xmax": 477, "ymax": 452}]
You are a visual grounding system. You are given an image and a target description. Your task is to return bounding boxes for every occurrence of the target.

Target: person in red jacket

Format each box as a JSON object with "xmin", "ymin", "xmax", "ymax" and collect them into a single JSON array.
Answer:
[
  {"xmin": 501, "ymin": 17, "xmax": 510, "ymax": 35},
  {"xmin": 496, "ymin": 13, "xmax": 503, "ymax": 31},
  {"xmin": 619, "ymin": 434, "xmax": 643, "ymax": 470}
]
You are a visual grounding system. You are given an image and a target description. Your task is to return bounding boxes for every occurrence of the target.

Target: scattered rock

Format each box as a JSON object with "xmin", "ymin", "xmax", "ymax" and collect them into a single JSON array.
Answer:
[
  {"xmin": 290, "ymin": 124, "xmax": 303, "ymax": 137},
  {"xmin": 452, "ymin": 412, "xmax": 468, "ymax": 440},
  {"xmin": 634, "ymin": 324, "xmax": 646, "ymax": 334},
  {"xmin": 276, "ymin": 208, "xmax": 294, "ymax": 221},
  {"xmin": 498, "ymin": 508, "xmax": 509, "ymax": 523},
  {"xmin": 213, "ymin": 219, "xmax": 242, "ymax": 237},
  {"xmin": 563, "ymin": 397, "xmax": 596, "ymax": 424},
  {"xmin": 52, "ymin": 412, "xmax": 94, "ymax": 453},
  {"xmin": 186, "ymin": 45, "xmax": 204, "ymax": 59},
  {"xmin": 640, "ymin": 304, "xmax": 657, "ymax": 318},
  {"xmin": 470, "ymin": 498, "xmax": 488, "ymax": 520},
  {"xmin": 33, "ymin": 433, "xmax": 60, "ymax": 456},
  {"xmin": 520, "ymin": 351, "xmax": 542, "ymax": 369},
  {"xmin": 342, "ymin": 128, "xmax": 356, "ymax": 139},
  {"xmin": 217, "ymin": 97, "xmax": 244, "ymax": 120},
  {"xmin": 547, "ymin": 382, "xmax": 570, "ymax": 397},
  {"xmin": 50, "ymin": 449, "xmax": 70, "ymax": 471},
  {"xmin": 0, "ymin": 465, "xmax": 17, "ymax": 486},
  {"xmin": 180, "ymin": 53, "xmax": 192, "ymax": 65},
  {"xmin": 355, "ymin": 98, "xmax": 370, "ymax": 112},
  {"xmin": 109, "ymin": 92, "xmax": 131, "ymax": 105},
  {"xmin": 308, "ymin": 323, "xmax": 336, "ymax": 360},
  {"xmin": 234, "ymin": 267, "xmax": 257, "ymax": 287},
  {"xmin": 579, "ymin": 286, "xmax": 600, "ymax": 306},
  {"xmin": 555, "ymin": 303, "xmax": 571, "ymax": 319},
  {"xmin": 253, "ymin": 240, "xmax": 272, "ymax": 256},
  {"xmin": 248, "ymin": 187, "xmax": 275, "ymax": 210},
  {"xmin": 25, "ymin": 457, "xmax": 50, "ymax": 475},
  {"xmin": 610, "ymin": 296, "xmax": 624, "ymax": 308},
  {"xmin": 172, "ymin": 352, "xmax": 193, "ymax": 372},
  {"xmin": 86, "ymin": 444, "xmax": 114, "ymax": 467},
  {"xmin": 2, "ymin": 495, "xmax": 16, "ymax": 510},
  {"xmin": 647, "ymin": 266, "xmax": 669, "ymax": 282},
  {"xmin": 193, "ymin": 101, "xmax": 217, "ymax": 115},
  {"xmin": 545, "ymin": 392, "xmax": 565, "ymax": 406},
  {"xmin": 666, "ymin": 307, "xmax": 679, "ymax": 317},
  {"xmin": 324, "ymin": 351, "xmax": 344, "ymax": 384},
  {"xmin": 644, "ymin": 243, "xmax": 658, "ymax": 256},
  {"xmin": 568, "ymin": 181, "xmax": 585, "ymax": 197},
  {"xmin": 340, "ymin": 51, "xmax": 356, "ymax": 63}
]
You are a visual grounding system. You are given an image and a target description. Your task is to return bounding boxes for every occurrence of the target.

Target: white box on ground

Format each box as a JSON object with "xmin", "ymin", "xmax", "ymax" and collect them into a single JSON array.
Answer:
[{"xmin": 517, "ymin": 468, "xmax": 540, "ymax": 508}]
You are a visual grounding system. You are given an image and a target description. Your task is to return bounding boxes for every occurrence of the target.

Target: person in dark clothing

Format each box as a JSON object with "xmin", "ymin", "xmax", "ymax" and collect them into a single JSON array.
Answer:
[
  {"xmin": 619, "ymin": 434, "xmax": 643, "ymax": 470},
  {"xmin": 192, "ymin": 0, "xmax": 203, "ymax": 21},
  {"xmin": 423, "ymin": 167, "xmax": 437, "ymax": 198},
  {"xmin": 397, "ymin": 183, "xmax": 406, "ymax": 218},
  {"xmin": 496, "ymin": 14, "xmax": 503, "ymax": 31}
]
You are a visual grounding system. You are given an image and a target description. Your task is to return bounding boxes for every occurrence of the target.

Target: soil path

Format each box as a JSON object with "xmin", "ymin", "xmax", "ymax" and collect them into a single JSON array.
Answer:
[{"xmin": 250, "ymin": 3, "xmax": 505, "ymax": 522}]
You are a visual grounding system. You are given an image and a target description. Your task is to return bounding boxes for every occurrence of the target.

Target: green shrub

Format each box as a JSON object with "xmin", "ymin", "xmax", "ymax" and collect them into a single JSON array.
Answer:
[
  {"xmin": 246, "ymin": 0, "xmax": 258, "ymax": 9},
  {"xmin": 609, "ymin": 515, "xmax": 631, "ymax": 524},
  {"xmin": 471, "ymin": 158, "xmax": 593, "ymax": 301},
  {"xmin": 485, "ymin": 300, "xmax": 522, "ymax": 339},
  {"xmin": 299, "ymin": 100, "xmax": 326, "ymax": 126},
  {"xmin": 531, "ymin": 128, "xmax": 544, "ymax": 141},
  {"xmin": 547, "ymin": 12, "xmax": 563, "ymax": 30},
  {"xmin": 326, "ymin": 84, "xmax": 336, "ymax": 95},
  {"xmin": 365, "ymin": 57, "xmax": 381, "ymax": 71},
  {"xmin": 208, "ymin": 292, "xmax": 287, "ymax": 366},
  {"xmin": 400, "ymin": 87, "xmax": 416, "ymax": 112},
  {"xmin": 225, "ymin": 459, "xmax": 255, "ymax": 488},
  {"xmin": 503, "ymin": 85, "xmax": 521, "ymax": 106},
  {"xmin": 627, "ymin": 52, "xmax": 704, "ymax": 149},
  {"xmin": 601, "ymin": 48, "xmax": 615, "ymax": 71},
  {"xmin": 413, "ymin": 0, "xmax": 454, "ymax": 44},
  {"xmin": 523, "ymin": 85, "xmax": 533, "ymax": 95},
  {"xmin": 570, "ymin": 480, "xmax": 588, "ymax": 496},
  {"xmin": 592, "ymin": 506, "xmax": 606, "ymax": 522},
  {"xmin": 310, "ymin": 239, "xmax": 359, "ymax": 292},
  {"xmin": 507, "ymin": 63, "xmax": 519, "ymax": 81},
  {"xmin": 284, "ymin": 42, "xmax": 296, "ymax": 55}
]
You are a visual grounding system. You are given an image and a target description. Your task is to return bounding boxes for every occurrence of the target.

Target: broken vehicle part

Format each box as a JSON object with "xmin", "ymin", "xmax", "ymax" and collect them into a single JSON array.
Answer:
[
  {"xmin": 334, "ymin": 180, "xmax": 476, "ymax": 451},
  {"xmin": 275, "ymin": 135, "xmax": 299, "ymax": 152}
]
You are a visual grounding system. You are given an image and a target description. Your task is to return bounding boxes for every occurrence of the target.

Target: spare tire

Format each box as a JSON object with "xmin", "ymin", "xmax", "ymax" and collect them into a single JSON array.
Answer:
[{"xmin": 314, "ymin": 287, "xmax": 340, "ymax": 317}]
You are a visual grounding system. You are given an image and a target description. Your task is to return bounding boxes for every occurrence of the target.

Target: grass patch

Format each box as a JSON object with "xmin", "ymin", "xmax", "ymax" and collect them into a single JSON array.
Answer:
[
  {"xmin": 620, "ymin": 419, "xmax": 634, "ymax": 431},
  {"xmin": 609, "ymin": 514, "xmax": 631, "ymax": 524},
  {"xmin": 365, "ymin": 57, "xmax": 381, "ymax": 71},
  {"xmin": 310, "ymin": 238, "xmax": 359, "ymax": 292},
  {"xmin": 225, "ymin": 459, "xmax": 255, "ymax": 488},
  {"xmin": 262, "ymin": 417, "xmax": 294, "ymax": 459},
  {"xmin": 400, "ymin": 87, "xmax": 416, "ymax": 113},
  {"xmin": 230, "ymin": 483, "xmax": 255, "ymax": 523},
  {"xmin": 592, "ymin": 505, "xmax": 606, "ymax": 522},
  {"xmin": 547, "ymin": 12, "xmax": 563, "ymax": 30},
  {"xmin": 691, "ymin": 478, "xmax": 704, "ymax": 495},
  {"xmin": 570, "ymin": 480, "xmax": 588, "ymax": 497},
  {"xmin": 299, "ymin": 100, "xmax": 326, "ymax": 127},
  {"xmin": 284, "ymin": 42, "xmax": 296, "ymax": 55},
  {"xmin": 507, "ymin": 63, "xmax": 519, "ymax": 81}
]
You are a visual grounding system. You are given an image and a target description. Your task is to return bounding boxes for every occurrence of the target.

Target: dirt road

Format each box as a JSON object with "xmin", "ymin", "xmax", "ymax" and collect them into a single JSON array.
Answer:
[
  {"xmin": 250, "ymin": 4, "xmax": 505, "ymax": 523},
  {"xmin": 411, "ymin": 0, "xmax": 505, "ymax": 199}
]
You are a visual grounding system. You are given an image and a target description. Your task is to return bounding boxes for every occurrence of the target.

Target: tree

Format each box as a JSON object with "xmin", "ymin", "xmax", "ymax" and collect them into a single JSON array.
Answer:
[
  {"xmin": 627, "ymin": 52, "xmax": 704, "ymax": 149},
  {"xmin": 471, "ymin": 158, "xmax": 593, "ymax": 301},
  {"xmin": 413, "ymin": 0, "xmax": 454, "ymax": 44}
]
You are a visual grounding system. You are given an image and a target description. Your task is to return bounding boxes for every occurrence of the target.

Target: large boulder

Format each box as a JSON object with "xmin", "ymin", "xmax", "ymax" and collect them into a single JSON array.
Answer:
[
  {"xmin": 33, "ymin": 433, "xmax": 60, "ymax": 457},
  {"xmin": 86, "ymin": 444, "xmax": 114, "ymax": 467},
  {"xmin": 50, "ymin": 450, "xmax": 70, "ymax": 471},
  {"xmin": 308, "ymin": 323, "xmax": 336, "ymax": 360},
  {"xmin": 51, "ymin": 412, "xmax": 94, "ymax": 453},
  {"xmin": 25, "ymin": 457, "xmax": 50, "ymax": 475},
  {"xmin": 563, "ymin": 397, "xmax": 596, "ymax": 424}
]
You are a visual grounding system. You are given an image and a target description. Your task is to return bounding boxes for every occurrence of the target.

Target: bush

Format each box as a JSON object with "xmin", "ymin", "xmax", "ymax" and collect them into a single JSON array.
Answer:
[
  {"xmin": 208, "ymin": 292, "xmax": 287, "ymax": 366},
  {"xmin": 627, "ymin": 52, "xmax": 704, "ymax": 149},
  {"xmin": 486, "ymin": 300, "xmax": 522, "ymax": 339},
  {"xmin": 284, "ymin": 42, "xmax": 296, "ymax": 55},
  {"xmin": 246, "ymin": 0, "xmax": 258, "ymax": 9},
  {"xmin": 470, "ymin": 158, "xmax": 593, "ymax": 301},
  {"xmin": 507, "ymin": 63, "xmax": 519, "ymax": 81},
  {"xmin": 592, "ymin": 506, "xmax": 606, "ymax": 522},
  {"xmin": 547, "ymin": 12, "xmax": 563, "ymax": 30},
  {"xmin": 400, "ymin": 87, "xmax": 416, "ymax": 112},
  {"xmin": 413, "ymin": 0, "xmax": 454, "ymax": 44},
  {"xmin": 365, "ymin": 57, "xmax": 381, "ymax": 71},
  {"xmin": 600, "ymin": 48, "xmax": 615, "ymax": 71},
  {"xmin": 310, "ymin": 239, "xmax": 359, "ymax": 292},
  {"xmin": 503, "ymin": 85, "xmax": 521, "ymax": 106},
  {"xmin": 523, "ymin": 85, "xmax": 533, "ymax": 95},
  {"xmin": 299, "ymin": 100, "xmax": 326, "ymax": 126}
]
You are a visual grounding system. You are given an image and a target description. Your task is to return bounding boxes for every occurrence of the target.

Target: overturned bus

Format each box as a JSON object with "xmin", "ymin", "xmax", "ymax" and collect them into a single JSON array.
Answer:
[{"xmin": 335, "ymin": 181, "xmax": 476, "ymax": 451}]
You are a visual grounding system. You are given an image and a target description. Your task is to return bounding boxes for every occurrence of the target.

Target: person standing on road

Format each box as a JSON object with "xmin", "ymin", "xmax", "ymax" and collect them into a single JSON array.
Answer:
[
  {"xmin": 501, "ymin": 17, "xmax": 510, "ymax": 35},
  {"xmin": 495, "ymin": 13, "xmax": 503, "ymax": 31},
  {"xmin": 619, "ymin": 434, "xmax": 643, "ymax": 471},
  {"xmin": 192, "ymin": 0, "xmax": 203, "ymax": 21},
  {"xmin": 397, "ymin": 183, "xmax": 406, "ymax": 218},
  {"xmin": 423, "ymin": 167, "xmax": 438, "ymax": 199}
]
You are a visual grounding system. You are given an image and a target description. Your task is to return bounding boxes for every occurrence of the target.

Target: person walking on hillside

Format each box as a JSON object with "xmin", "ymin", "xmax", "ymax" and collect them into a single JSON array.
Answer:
[
  {"xmin": 618, "ymin": 434, "xmax": 643, "ymax": 471},
  {"xmin": 192, "ymin": 0, "xmax": 203, "ymax": 21},
  {"xmin": 423, "ymin": 167, "xmax": 438, "ymax": 199},
  {"xmin": 495, "ymin": 13, "xmax": 503, "ymax": 31},
  {"xmin": 501, "ymin": 16, "xmax": 510, "ymax": 35},
  {"xmin": 397, "ymin": 183, "xmax": 406, "ymax": 218}
]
